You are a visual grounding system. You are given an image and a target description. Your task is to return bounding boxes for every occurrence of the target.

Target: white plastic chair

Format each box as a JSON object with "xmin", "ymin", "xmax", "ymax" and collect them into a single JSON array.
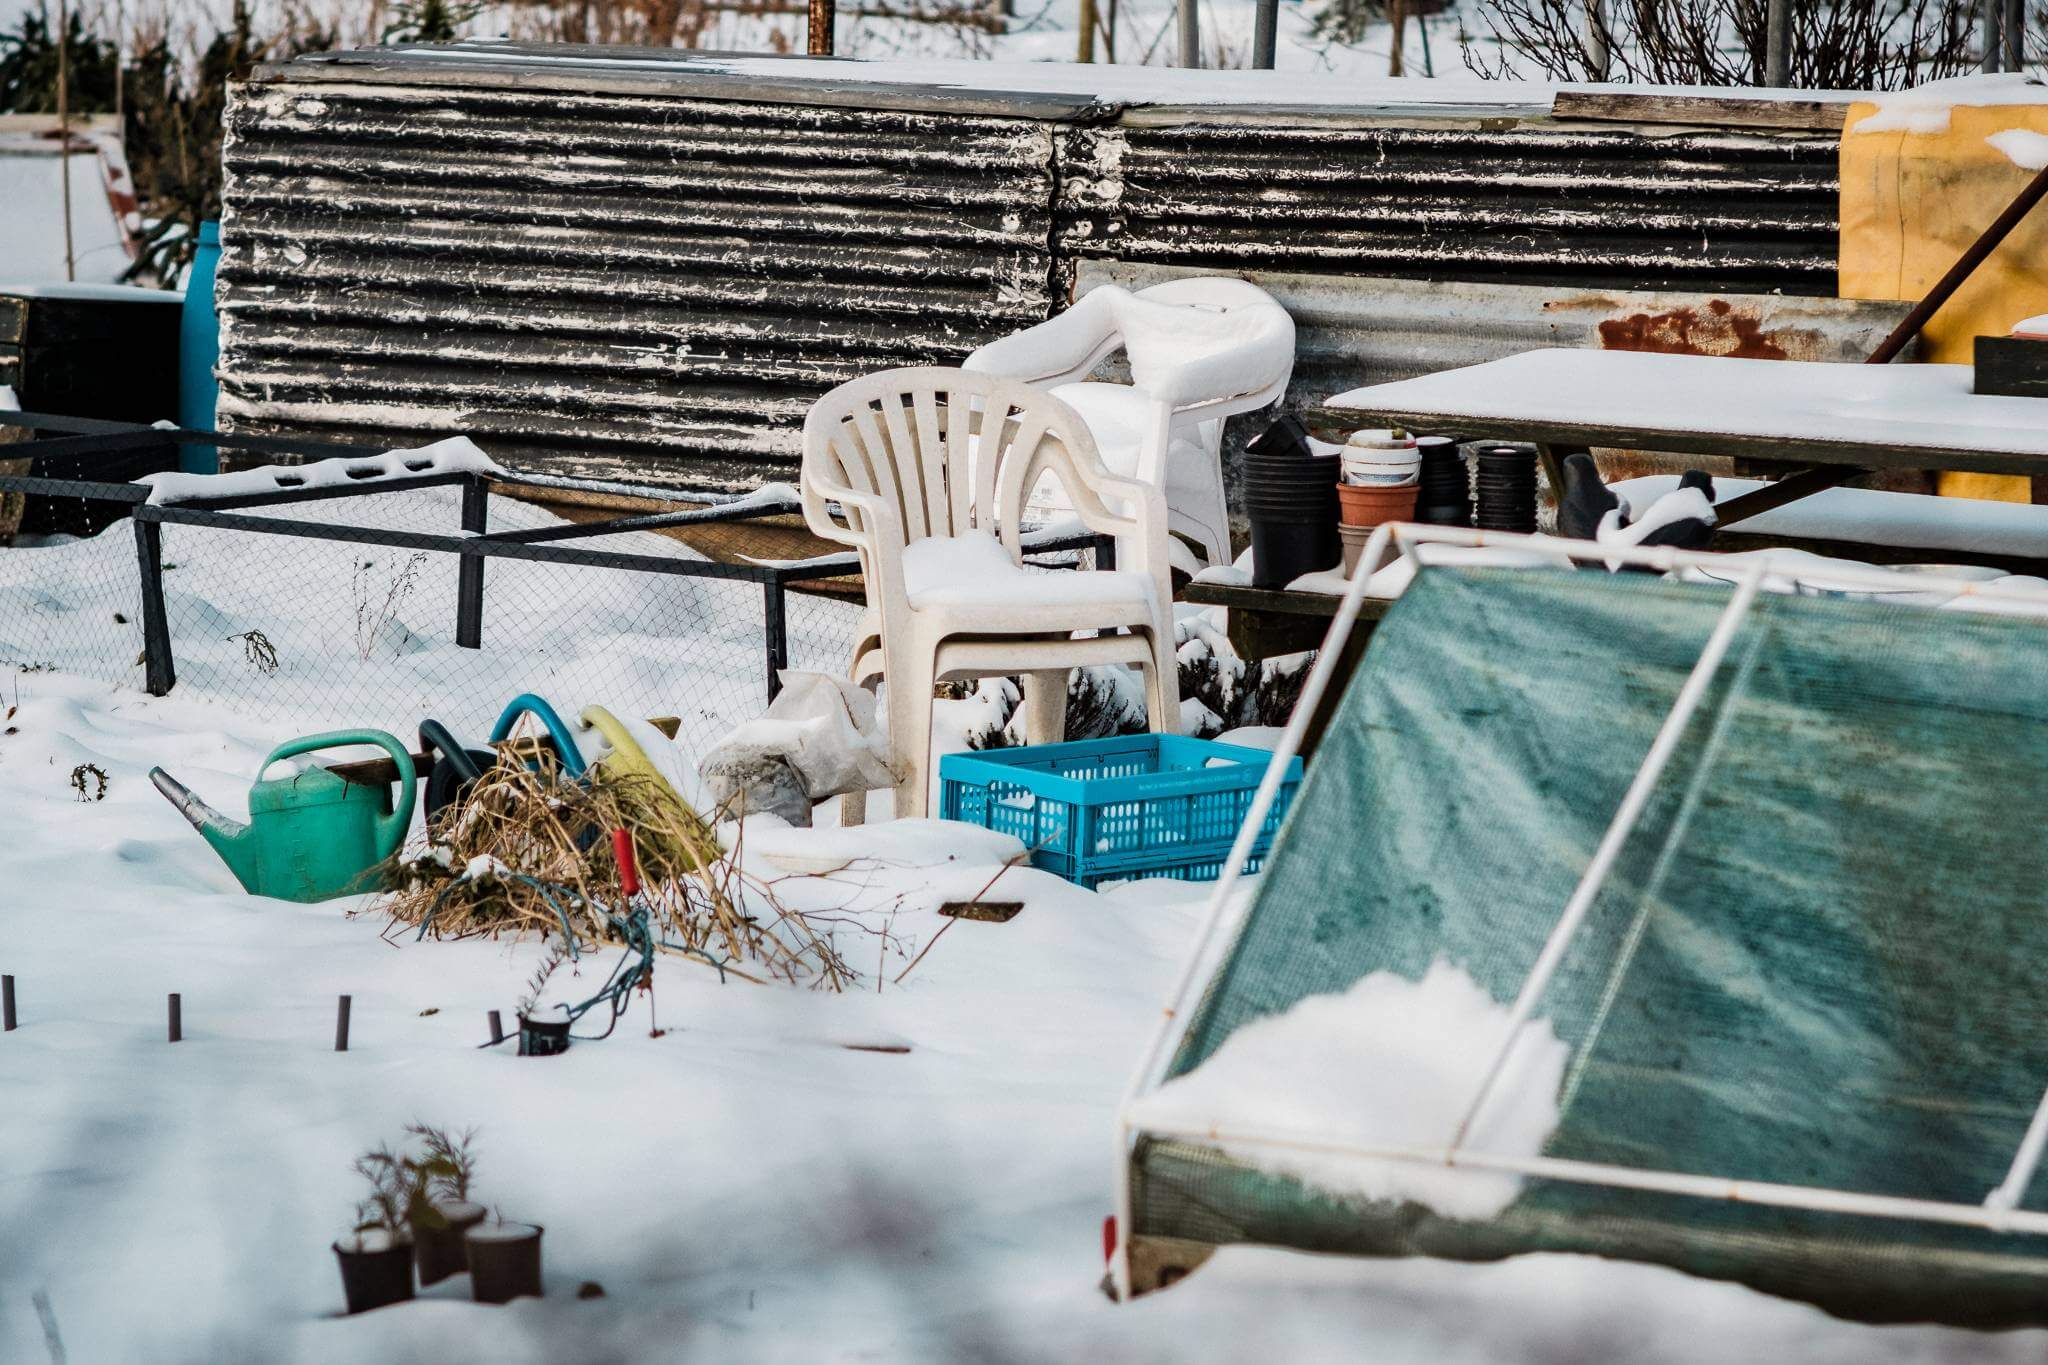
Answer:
[
  {"xmin": 801, "ymin": 367, "xmax": 1181, "ymax": 821},
  {"xmin": 964, "ymin": 277, "xmax": 1295, "ymax": 576}
]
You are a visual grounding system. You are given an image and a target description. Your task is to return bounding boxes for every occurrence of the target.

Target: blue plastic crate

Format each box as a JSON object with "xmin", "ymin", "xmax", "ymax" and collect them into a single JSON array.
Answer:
[{"xmin": 938, "ymin": 733, "xmax": 1304, "ymax": 889}]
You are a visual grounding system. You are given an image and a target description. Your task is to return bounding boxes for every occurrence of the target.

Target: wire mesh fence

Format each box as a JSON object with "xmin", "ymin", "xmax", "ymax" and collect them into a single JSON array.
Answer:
[
  {"xmin": 0, "ymin": 469, "xmax": 866, "ymax": 764},
  {"xmin": 0, "ymin": 418, "xmax": 1112, "ymax": 768}
]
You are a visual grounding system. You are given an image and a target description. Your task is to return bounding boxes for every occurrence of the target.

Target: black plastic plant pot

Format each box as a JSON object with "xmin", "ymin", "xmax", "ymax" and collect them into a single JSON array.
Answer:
[
  {"xmin": 1243, "ymin": 496, "xmax": 1339, "ymax": 521},
  {"xmin": 466, "ymin": 1222, "xmax": 545, "ymax": 1304},
  {"xmin": 1417, "ymin": 501, "xmax": 1474, "ymax": 527},
  {"xmin": 519, "ymin": 1013, "xmax": 572, "ymax": 1056},
  {"xmin": 1251, "ymin": 518, "xmax": 1340, "ymax": 589},
  {"xmin": 414, "ymin": 1201, "xmax": 490, "ymax": 1286},
  {"xmin": 335, "ymin": 1233, "xmax": 416, "ymax": 1315}
]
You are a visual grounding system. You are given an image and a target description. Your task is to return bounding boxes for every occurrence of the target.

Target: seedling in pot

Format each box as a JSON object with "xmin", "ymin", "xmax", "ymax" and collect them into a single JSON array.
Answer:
[
  {"xmin": 465, "ymin": 1212, "xmax": 545, "ymax": 1304},
  {"xmin": 333, "ymin": 1143, "xmax": 421, "ymax": 1314},
  {"xmin": 516, "ymin": 946, "xmax": 573, "ymax": 1057},
  {"xmin": 406, "ymin": 1122, "xmax": 488, "ymax": 1286}
]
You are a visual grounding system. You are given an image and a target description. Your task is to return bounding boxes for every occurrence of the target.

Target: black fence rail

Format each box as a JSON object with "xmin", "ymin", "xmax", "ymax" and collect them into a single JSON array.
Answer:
[{"xmin": 0, "ymin": 412, "xmax": 1105, "ymax": 759}]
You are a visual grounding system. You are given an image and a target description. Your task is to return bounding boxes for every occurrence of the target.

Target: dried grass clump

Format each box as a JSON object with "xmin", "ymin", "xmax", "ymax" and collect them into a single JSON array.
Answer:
[{"xmin": 379, "ymin": 752, "xmax": 855, "ymax": 989}]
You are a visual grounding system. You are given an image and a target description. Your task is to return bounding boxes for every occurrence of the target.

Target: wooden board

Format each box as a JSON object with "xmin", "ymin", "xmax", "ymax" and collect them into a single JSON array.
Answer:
[{"xmin": 1550, "ymin": 89, "xmax": 1854, "ymax": 133}]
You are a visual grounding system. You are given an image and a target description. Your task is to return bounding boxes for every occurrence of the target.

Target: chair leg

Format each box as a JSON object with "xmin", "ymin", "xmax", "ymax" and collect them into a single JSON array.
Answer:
[
  {"xmin": 845, "ymin": 647, "xmax": 883, "ymax": 826},
  {"xmin": 1146, "ymin": 629, "xmax": 1182, "ymax": 735},
  {"xmin": 1022, "ymin": 668, "xmax": 1070, "ymax": 746},
  {"xmin": 885, "ymin": 649, "xmax": 940, "ymax": 821}
]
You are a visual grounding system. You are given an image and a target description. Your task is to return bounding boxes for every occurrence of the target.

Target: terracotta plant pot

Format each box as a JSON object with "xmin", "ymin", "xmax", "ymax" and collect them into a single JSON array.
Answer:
[
  {"xmin": 466, "ymin": 1221, "xmax": 545, "ymax": 1304},
  {"xmin": 413, "ymin": 1200, "xmax": 490, "ymax": 1286},
  {"xmin": 1339, "ymin": 523, "xmax": 1377, "ymax": 575},
  {"xmin": 1336, "ymin": 480, "xmax": 1418, "ymax": 529},
  {"xmin": 334, "ymin": 1231, "xmax": 416, "ymax": 1315}
]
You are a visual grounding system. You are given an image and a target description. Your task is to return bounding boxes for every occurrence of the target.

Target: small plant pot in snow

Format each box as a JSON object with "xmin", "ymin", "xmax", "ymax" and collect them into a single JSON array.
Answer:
[
  {"xmin": 334, "ymin": 1230, "xmax": 416, "ymax": 1314},
  {"xmin": 413, "ymin": 1200, "xmax": 490, "ymax": 1285},
  {"xmin": 518, "ymin": 1008, "xmax": 571, "ymax": 1056},
  {"xmin": 466, "ymin": 1222, "xmax": 545, "ymax": 1304}
]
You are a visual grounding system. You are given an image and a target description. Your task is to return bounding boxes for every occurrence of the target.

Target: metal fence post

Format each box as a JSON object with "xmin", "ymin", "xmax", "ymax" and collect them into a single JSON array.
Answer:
[
  {"xmin": 2003, "ymin": 0, "xmax": 2022, "ymax": 69},
  {"xmin": 1983, "ymin": 0, "xmax": 2003, "ymax": 72},
  {"xmin": 133, "ymin": 511, "xmax": 176, "ymax": 696},
  {"xmin": 457, "ymin": 475, "xmax": 487, "ymax": 649},
  {"xmin": 809, "ymin": 0, "xmax": 835, "ymax": 54},
  {"xmin": 1252, "ymin": 0, "xmax": 1277, "ymax": 68},
  {"xmin": 1585, "ymin": 0, "xmax": 1610, "ymax": 80},
  {"xmin": 1178, "ymin": 0, "xmax": 1200, "ymax": 66},
  {"xmin": 764, "ymin": 579, "xmax": 789, "ymax": 703},
  {"xmin": 1765, "ymin": 0, "xmax": 1792, "ymax": 84}
]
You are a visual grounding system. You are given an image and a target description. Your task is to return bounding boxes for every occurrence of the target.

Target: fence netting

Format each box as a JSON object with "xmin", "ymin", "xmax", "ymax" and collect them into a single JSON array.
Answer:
[
  {"xmin": 0, "ymin": 480, "xmax": 860, "ymax": 765},
  {"xmin": 1135, "ymin": 565, "xmax": 2048, "ymax": 1327}
]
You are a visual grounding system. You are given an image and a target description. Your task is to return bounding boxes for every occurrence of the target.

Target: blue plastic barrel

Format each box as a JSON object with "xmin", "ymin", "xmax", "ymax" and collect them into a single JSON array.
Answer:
[{"xmin": 176, "ymin": 219, "xmax": 222, "ymax": 473}]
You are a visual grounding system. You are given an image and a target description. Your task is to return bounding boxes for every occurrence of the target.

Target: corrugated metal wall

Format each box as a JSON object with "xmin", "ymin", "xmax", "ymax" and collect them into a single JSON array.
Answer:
[
  {"xmin": 1059, "ymin": 114, "xmax": 1838, "ymax": 296},
  {"xmin": 218, "ymin": 46, "xmax": 1845, "ymax": 489},
  {"xmin": 219, "ymin": 57, "xmax": 1073, "ymax": 487}
]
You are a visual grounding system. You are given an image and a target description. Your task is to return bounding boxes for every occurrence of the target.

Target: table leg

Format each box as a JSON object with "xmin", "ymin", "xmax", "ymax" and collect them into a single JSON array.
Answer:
[{"xmin": 1535, "ymin": 444, "xmax": 1579, "ymax": 509}]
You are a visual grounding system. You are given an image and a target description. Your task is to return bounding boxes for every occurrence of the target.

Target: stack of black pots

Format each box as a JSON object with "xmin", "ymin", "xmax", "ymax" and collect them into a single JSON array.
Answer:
[
  {"xmin": 1474, "ymin": 444, "xmax": 1539, "ymax": 533},
  {"xmin": 1244, "ymin": 416, "xmax": 1341, "ymax": 589},
  {"xmin": 1414, "ymin": 435, "xmax": 1472, "ymax": 527}
]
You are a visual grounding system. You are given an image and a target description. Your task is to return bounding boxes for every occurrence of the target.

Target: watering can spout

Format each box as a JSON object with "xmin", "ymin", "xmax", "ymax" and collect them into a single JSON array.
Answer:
[{"xmin": 150, "ymin": 766, "xmax": 261, "ymax": 892}]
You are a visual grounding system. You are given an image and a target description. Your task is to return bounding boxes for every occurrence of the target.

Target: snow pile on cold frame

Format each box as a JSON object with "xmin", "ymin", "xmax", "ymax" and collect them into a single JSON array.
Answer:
[{"xmin": 1131, "ymin": 961, "xmax": 1568, "ymax": 1220}]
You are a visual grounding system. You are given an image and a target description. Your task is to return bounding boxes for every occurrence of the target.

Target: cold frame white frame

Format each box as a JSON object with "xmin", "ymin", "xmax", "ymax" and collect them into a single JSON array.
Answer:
[{"xmin": 1111, "ymin": 523, "xmax": 2048, "ymax": 1301}]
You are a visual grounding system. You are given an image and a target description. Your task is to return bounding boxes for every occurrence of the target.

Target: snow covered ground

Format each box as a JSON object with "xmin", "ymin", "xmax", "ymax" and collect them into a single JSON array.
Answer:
[{"xmin": 5, "ymin": 530, "xmax": 2048, "ymax": 1360}]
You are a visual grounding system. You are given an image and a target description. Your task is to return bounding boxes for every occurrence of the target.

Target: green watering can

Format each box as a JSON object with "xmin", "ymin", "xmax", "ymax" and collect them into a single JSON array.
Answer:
[{"xmin": 150, "ymin": 730, "xmax": 418, "ymax": 902}]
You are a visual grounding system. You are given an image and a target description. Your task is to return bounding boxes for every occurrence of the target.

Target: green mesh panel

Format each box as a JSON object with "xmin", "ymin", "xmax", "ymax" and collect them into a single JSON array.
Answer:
[{"xmin": 1135, "ymin": 566, "xmax": 2048, "ymax": 1326}]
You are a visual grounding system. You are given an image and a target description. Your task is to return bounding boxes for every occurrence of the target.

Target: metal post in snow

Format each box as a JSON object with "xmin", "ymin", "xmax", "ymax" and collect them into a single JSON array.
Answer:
[
  {"xmin": 488, "ymin": 1009, "xmax": 505, "ymax": 1045},
  {"xmin": 2, "ymin": 974, "xmax": 15, "ymax": 1031},
  {"xmin": 1252, "ymin": 0, "xmax": 1278, "ymax": 68},
  {"xmin": 335, "ymin": 995, "xmax": 352, "ymax": 1052},
  {"xmin": 1983, "ymin": 0, "xmax": 2003, "ymax": 73},
  {"xmin": 168, "ymin": 993, "xmax": 182, "ymax": 1043},
  {"xmin": 1178, "ymin": 0, "xmax": 1200, "ymax": 67},
  {"xmin": 133, "ymin": 512, "xmax": 176, "ymax": 697},
  {"xmin": 808, "ymin": 0, "xmax": 835, "ymax": 55},
  {"xmin": 456, "ymin": 475, "xmax": 487, "ymax": 649},
  {"xmin": 764, "ymin": 580, "xmax": 789, "ymax": 703},
  {"xmin": 1765, "ymin": 0, "xmax": 1793, "ymax": 86},
  {"xmin": 2003, "ymin": 0, "xmax": 2023, "ymax": 70}
]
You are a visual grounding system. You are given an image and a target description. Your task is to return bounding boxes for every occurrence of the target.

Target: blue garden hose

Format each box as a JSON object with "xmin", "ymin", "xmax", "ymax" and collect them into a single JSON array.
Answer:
[{"xmin": 488, "ymin": 694, "xmax": 588, "ymax": 776}]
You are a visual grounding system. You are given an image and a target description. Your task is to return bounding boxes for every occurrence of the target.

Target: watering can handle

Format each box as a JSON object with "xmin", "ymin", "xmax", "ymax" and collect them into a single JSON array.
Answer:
[
  {"xmin": 489, "ymin": 694, "xmax": 588, "ymax": 776},
  {"xmin": 255, "ymin": 729, "xmax": 419, "ymax": 856}
]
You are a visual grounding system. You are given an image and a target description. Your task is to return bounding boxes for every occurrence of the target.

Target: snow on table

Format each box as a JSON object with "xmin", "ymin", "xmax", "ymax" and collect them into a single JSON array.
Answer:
[{"xmin": 1324, "ymin": 349, "xmax": 2048, "ymax": 470}]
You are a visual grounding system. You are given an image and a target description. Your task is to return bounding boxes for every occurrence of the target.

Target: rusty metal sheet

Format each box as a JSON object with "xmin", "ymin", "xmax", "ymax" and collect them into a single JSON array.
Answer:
[{"xmin": 1079, "ymin": 261, "xmax": 1915, "ymax": 518}]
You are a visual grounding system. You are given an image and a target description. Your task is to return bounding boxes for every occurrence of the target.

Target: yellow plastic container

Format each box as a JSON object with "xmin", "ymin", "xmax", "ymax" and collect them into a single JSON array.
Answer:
[{"xmin": 1840, "ymin": 99, "xmax": 2048, "ymax": 502}]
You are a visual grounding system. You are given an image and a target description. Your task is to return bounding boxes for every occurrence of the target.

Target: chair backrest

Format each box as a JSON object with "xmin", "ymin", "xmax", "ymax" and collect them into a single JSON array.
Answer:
[
  {"xmin": 964, "ymin": 278, "xmax": 1295, "ymax": 413},
  {"xmin": 1120, "ymin": 279, "xmax": 1296, "ymax": 411},
  {"xmin": 801, "ymin": 367, "xmax": 1160, "ymax": 616}
]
